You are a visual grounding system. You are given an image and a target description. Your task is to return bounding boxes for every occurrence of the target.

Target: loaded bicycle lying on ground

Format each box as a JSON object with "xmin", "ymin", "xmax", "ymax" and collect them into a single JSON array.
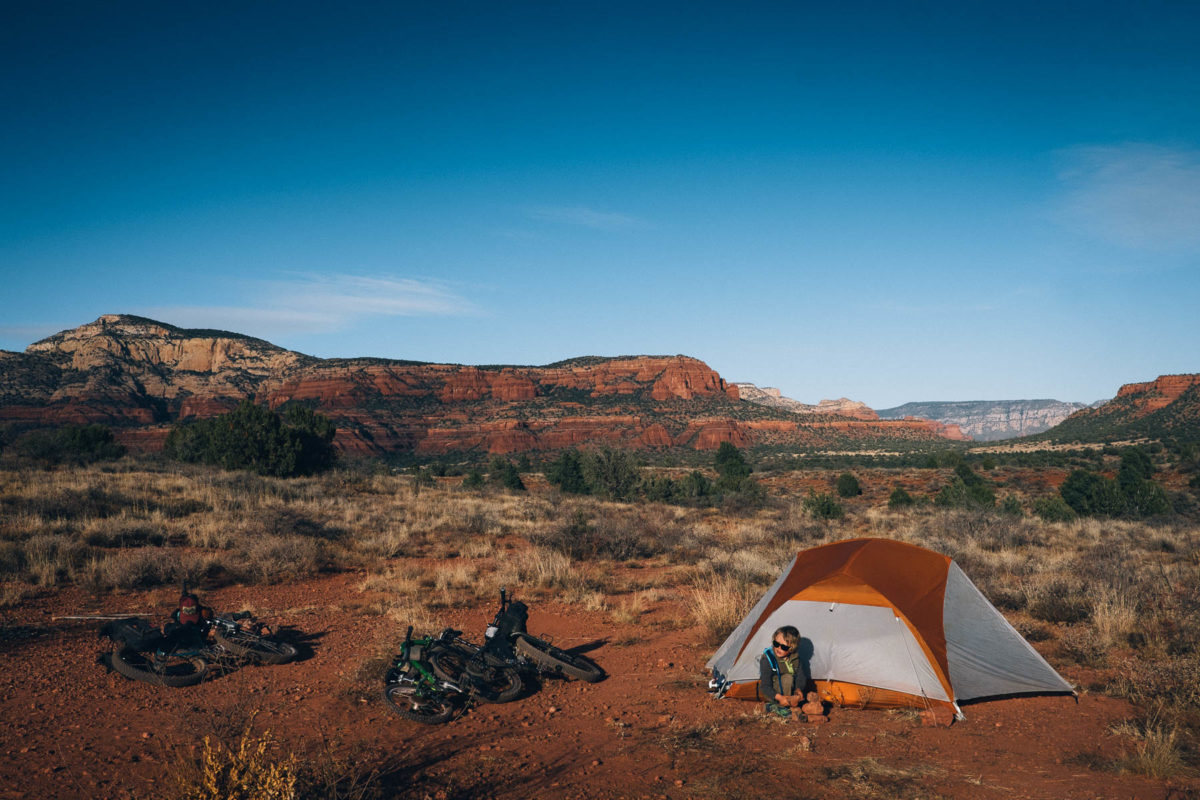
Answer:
[
  {"xmin": 382, "ymin": 588, "xmax": 604, "ymax": 725},
  {"xmin": 382, "ymin": 626, "xmax": 519, "ymax": 724},
  {"xmin": 434, "ymin": 588, "xmax": 605, "ymax": 685},
  {"xmin": 88, "ymin": 587, "xmax": 297, "ymax": 686}
]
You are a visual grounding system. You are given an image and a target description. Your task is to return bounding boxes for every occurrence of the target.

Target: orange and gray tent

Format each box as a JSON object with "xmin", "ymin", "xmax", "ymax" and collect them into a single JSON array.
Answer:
[{"xmin": 706, "ymin": 538, "xmax": 1072, "ymax": 718}]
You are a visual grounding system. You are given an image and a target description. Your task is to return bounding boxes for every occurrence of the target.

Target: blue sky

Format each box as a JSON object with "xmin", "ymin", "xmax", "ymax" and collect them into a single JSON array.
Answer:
[{"xmin": 3, "ymin": 1, "xmax": 1198, "ymax": 408}]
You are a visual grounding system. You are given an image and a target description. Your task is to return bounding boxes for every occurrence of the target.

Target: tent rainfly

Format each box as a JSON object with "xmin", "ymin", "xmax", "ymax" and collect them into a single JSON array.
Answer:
[{"xmin": 707, "ymin": 538, "xmax": 1073, "ymax": 719}]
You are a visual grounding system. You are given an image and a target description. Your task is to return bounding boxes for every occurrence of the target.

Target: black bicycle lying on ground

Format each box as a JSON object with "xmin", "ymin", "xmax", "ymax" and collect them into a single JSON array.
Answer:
[
  {"xmin": 382, "ymin": 626, "xmax": 519, "ymax": 724},
  {"xmin": 429, "ymin": 589, "xmax": 605, "ymax": 687},
  {"xmin": 99, "ymin": 611, "xmax": 297, "ymax": 687}
]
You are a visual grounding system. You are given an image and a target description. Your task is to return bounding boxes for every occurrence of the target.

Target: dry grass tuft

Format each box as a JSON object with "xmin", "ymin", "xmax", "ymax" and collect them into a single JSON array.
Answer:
[
  {"xmin": 687, "ymin": 572, "xmax": 760, "ymax": 647},
  {"xmin": 1112, "ymin": 708, "xmax": 1189, "ymax": 779},
  {"xmin": 821, "ymin": 757, "xmax": 942, "ymax": 800}
]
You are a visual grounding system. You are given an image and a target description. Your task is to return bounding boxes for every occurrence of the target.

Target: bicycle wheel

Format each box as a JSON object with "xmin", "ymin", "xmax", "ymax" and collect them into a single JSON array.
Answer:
[
  {"xmin": 429, "ymin": 646, "xmax": 523, "ymax": 702},
  {"xmin": 383, "ymin": 682, "xmax": 455, "ymax": 724},
  {"xmin": 513, "ymin": 634, "xmax": 604, "ymax": 682},
  {"xmin": 111, "ymin": 647, "xmax": 209, "ymax": 687},
  {"xmin": 428, "ymin": 644, "xmax": 473, "ymax": 683},
  {"xmin": 213, "ymin": 627, "xmax": 298, "ymax": 664}
]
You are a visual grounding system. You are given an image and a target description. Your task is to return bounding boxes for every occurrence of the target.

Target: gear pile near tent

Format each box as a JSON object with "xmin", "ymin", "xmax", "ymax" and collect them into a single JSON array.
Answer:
[{"xmin": 707, "ymin": 538, "xmax": 1073, "ymax": 719}]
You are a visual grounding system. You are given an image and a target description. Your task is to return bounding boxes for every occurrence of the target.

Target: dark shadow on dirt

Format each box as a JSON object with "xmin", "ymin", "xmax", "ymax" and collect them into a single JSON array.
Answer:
[
  {"xmin": 562, "ymin": 637, "xmax": 607, "ymax": 656},
  {"xmin": 373, "ymin": 738, "xmax": 580, "ymax": 800},
  {"xmin": 272, "ymin": 625, "xmax": 325, "ymax": 663},
  {"xmin": 0, "ymin": 624, "xmax": 56, "ymax": 649}
]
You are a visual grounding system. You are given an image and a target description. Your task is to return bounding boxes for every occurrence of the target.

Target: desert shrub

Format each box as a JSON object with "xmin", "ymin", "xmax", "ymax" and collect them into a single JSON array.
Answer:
[
  {"xmin": 410, "ymin": 466, "xmax": 435, "ymax": 489},
  {"xmin": 24, "ymin": 533, "xmax": 86, "ymax": 585},
  {"xmin": 257, "ymin": 508, "xmax": 346, "ymax": 541},
  {"xmin": 1122, "ymin": 478, "xmax": 1172, "ymax": 517},
  {"xmin": 1028, "ymin": 579, "xmax": 1092, "ymax": 624},
  {"xmin": 1016, "ymin": 621, "xmax": 1051, "ymax": 642},
  {"xmin": 999, "ymin": 495, "xmax": 1023, "ymax": 516},
  {"xmin": 488, "ymin": 457, "xmax": 525, "ymax": 491},
  {"xmin": 461, "ymin": 469, "xmax": 484, "ymax": 489},
  {"xmin": 1112, "ymin": 710, "xmax": 1189, "ymax": 780},
  {"xmin": 1058, "ymin": 626, "xmax": 1108, "ymax": 667},
  {"xmin": 983, "ymin": 581, "xmax": 1028, "ymax": 612},
  {"xmin": 580, "ymin": 448, "xmax": 639, "ymax": 501},
  {"xmin": 887, "ymin": 487, "xmax": 915, "ymax": 509},
  {"xmin": 766, "ymin": 506, "xmax": 829, "ymax": 544},
  {"xmin": 719, "ymin": 479, "xmax": 767, "ymax": 511},
  {"xmin": 821, "ymin": 757, "xmax": 933, "ymax": 799},
  {"xmin": 83, "ymin": 521, "xmax": 167, "ymax": 547},
  {"xmin": 802, "ymin": 490, "xmax": 844, "ymax": 520},
  {"xmin": 687, "ymin": 572, "xmax": 759, "ymax": 646},
  {"xmin": 679, "ymin": 470, "xmax": 714, "ymax": 501},
  {"xmin": 835, "ymin": 472, "xmax": 862, "ymax": 498},
  {"xmin": 533, "ymin": 510, "xmax": 662, "ymax": 561},
  {"xmin": 173, "ymin": 716, "xmax": 301, "ymax": 800},
  {"xmin": 0, "ymin": 540, "xmax": 25, "ymax": 577},
  {"xmin": 82, "ymin": 547, "xmax": 212, "ymax": 590},
  {"xmin": 935, "ymin": 464, "xmax": 995, "ymax": 509},
  {"xmin": 1034, "ymin": 495, "xmax": 1076, "ymax": 522},
  {"xmin": 274, "ymin": 404, "xmax": 337, "ymax": 474},
  {"xmin": 1117, "ymin": 652, "xmax": 1200, "ymax": 715},
  {"xmin": 241, "ymin": 535, "xmax": 323, "ymax": 583},
  {"xmin": 163, "ymin": 401, "xmax": 336, "ymax": 478},
  {"xmin": 513, "ymin": 546, "xmax": 573, "ymax": 588},
  {"xmin": 545, "ymin": 449, "xmax": 589, "ymax": 494},
  {"xmin": 713, "ymin": 442, "xmax": 752, "ymax": 492},
  {"xmin": 1059, "ymin": 469, "xmax": 1125, "ymax": 517},
  {"xmin": 644, "ymin": 470, "xmax": 715, "ymax": 506},
  {"xmin": 1091, "ymin": 587, "xmax": 1140, "ymax": 649},
  {"xmin": 11, "ymin": 485, "xmax": 133, "ymax": 521},
  {"xmin": 11, "ymin": 424, "xmax": 126, "ymax": 466},
  {"xmin": 1118, "ymin": 447, "xmax": 1155, "ymax": 489},
  {"xmin": 642, "ymin": 475, "xmax": 679, "ymax": 503}
]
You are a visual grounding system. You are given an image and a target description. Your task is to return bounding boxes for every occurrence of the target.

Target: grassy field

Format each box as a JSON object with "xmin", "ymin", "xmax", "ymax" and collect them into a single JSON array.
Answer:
[{"xmin": 1, "ymin": 456, "xmax": 1197, "ymax": 794}]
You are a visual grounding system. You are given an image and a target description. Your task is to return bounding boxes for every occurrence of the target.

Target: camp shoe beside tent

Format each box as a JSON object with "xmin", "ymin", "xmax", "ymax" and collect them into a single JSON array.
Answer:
[{"xmin": 707, "ymin": 538, "xmax": 1074, "ymax": 720}]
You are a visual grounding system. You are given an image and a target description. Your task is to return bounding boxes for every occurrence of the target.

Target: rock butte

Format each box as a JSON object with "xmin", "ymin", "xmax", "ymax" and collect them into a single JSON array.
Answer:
[
  {"xmin": 1115, "ymin": 374, "xmax": 1200, "ymax": 413},
  {"xmin": 2, "ymin": 315, "xmax": 975, "ymax": 455}
]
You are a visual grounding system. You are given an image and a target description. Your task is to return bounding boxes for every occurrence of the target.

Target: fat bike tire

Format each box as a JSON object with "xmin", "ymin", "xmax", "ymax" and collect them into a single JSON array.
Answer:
[
  {"xmin": 428, "ymin": 646, "xmax": 523, "ymax": 703},
  {"xmin": 213, "ymin": 628, "xmax": 298, "ymax": 664},
  {"xmin": 383, "ymin": 683, "xmax": 455, "ymax": 724},
  {"xmin": 512, "ymin": 633, "xmax": 604, "ymax": 683},
  {"xmin": 110, "ymin": 647, "xmax": 209, "ymax": 687}
]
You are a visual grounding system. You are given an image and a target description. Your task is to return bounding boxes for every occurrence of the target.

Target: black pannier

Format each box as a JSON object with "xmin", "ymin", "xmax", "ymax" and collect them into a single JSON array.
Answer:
[
  {"xmin": 100, "ymin": 617, "xmax": 164, "ymax": 651},
  {"xmin": 494, "ymin": 599, "xmax": 528, "ymax": 639}
]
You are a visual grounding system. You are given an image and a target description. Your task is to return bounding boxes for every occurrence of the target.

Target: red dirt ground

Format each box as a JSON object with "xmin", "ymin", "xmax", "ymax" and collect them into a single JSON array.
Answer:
[{"xmin": 1, "ymin": 574, "xmax": 1195, "ymax": 800}]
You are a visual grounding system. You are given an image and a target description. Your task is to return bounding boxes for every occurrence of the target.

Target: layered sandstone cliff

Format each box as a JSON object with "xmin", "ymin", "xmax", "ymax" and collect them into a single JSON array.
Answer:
[
  {"xmin": 1, "ymin": 315, "xmax": 968, "ymax": 456},
  {"xmin": 1114, "ymin": 374, "xmax": 1200, "ymax": 413},
  {"xmin": 1044, "ymin": 373, "xmax": 1200, "ymax": 443}
]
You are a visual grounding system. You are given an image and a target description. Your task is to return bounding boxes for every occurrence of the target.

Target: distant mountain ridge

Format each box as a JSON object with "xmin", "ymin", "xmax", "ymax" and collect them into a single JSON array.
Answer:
[
  {"xmin": 731, "ymin": 383, "xmax": 878, "ymax": 420},
  {"xmin": 876, "ymin": 399, "xmax": 1092, "ymax": 441},
  {"xmin": 732, "ymin": 383, "xmax": 969, "ymax": 441},
  {"xmin": 0, "ymin": 315, "xmax": 967, "ymax": 456}
]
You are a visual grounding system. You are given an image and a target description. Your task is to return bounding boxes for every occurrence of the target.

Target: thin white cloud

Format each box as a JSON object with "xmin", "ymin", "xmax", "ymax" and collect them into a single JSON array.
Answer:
[
  {"xmin": 526, "ymin": 205, "xmax": 647, "ymax": 231},
  {"xmin": 145, "ymin": 274, "xmax": 476, "ymax": 339},
  {"xmin": 269, "ymin": 274, "xmax": 476, "ymax": 317},
  {"xmin": 1053, "ymin": 143, "xmax": 1200, "ymax": 252}
]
